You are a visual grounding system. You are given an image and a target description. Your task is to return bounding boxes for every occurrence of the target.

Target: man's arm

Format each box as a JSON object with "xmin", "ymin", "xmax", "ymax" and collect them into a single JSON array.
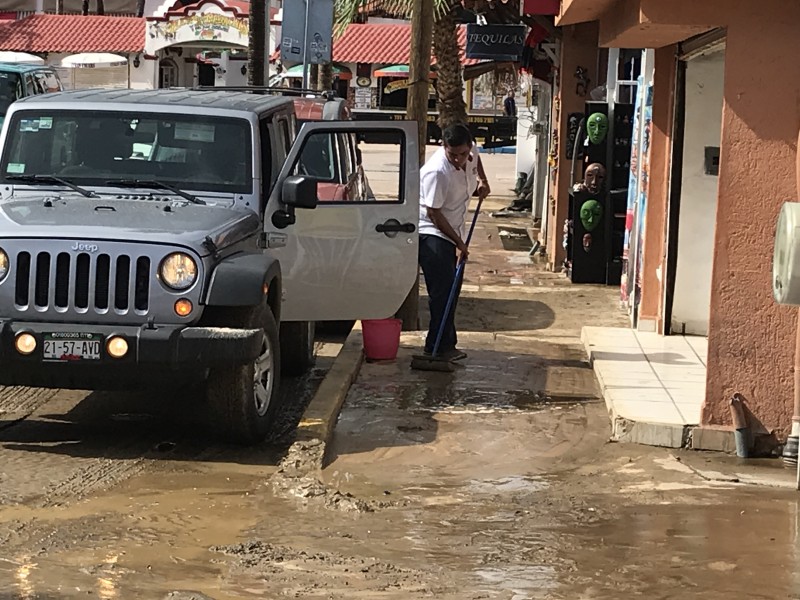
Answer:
[
  {"xmin": 476, "ymin": 154, "xmax": 491, "ymax": 199},
  {"xmin": 427, "ymin": 207, "xmax": 469, "ymax": 259}
]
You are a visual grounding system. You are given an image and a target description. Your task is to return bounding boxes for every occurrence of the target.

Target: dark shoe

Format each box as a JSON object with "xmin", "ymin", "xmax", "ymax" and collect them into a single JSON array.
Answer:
[{"xmin": 441, "ymin": 348, "xmax": 468, "ymax": 362}]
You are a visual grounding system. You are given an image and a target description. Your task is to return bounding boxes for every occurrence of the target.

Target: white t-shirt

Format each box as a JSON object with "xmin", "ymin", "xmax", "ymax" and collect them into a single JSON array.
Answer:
[{"xmin": 418, "ymin": 146, "xmax": 479, "ymax": 244}]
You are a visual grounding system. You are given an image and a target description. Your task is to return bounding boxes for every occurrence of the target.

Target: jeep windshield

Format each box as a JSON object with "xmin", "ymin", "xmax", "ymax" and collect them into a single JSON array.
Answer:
[{"xmin": 0, "ymin": 111, "xmax": 253, "ymax": 195}]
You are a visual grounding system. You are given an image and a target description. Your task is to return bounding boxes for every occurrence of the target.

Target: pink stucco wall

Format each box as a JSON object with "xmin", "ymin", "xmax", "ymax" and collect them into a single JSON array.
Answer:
[{"xmin": 703, "ymin": 3, "xmax": 800, "ymax": 437}]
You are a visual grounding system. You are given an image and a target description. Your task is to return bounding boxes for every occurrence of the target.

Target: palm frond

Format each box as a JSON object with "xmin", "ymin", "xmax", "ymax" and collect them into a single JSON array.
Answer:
[{"xmin": 334, "ymin": 0, "xmax": 454, "ymax": 38}]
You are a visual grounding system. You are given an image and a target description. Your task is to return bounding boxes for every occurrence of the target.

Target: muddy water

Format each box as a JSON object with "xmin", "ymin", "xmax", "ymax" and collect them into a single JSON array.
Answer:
[{"xmin": 0, "ymin": 193, "xmax": 799, "ymax": 598}]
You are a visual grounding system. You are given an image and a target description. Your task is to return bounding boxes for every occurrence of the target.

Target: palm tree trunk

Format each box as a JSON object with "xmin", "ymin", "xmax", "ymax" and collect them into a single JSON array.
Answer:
[
  {"xmin": 96, "ymin": 0, "xmax": 104, "ymax": 15},
  {"xmin": 135, "ymin": 0, "xmax": 145, "ymax": 17},
  {"xmin": 408, "ymin": 0, "xmax": 434, "ymax": 166},
  {"xmin": 394, "ymin": 0, "xmax": 435, "ymax": 332},
  {"xmin": 432, "ymin": 8, "xmax": 467, "ymax": 129},
  {"xmin": 318, "ymin": 62, "xmax": 333, "ymax": 91},
  {"xmin": 248, "ymin": 0, "xmax": 266, "ymax": 86},
  {"xmin": 56, "ymin": 0, "xmax": 64, "ymax": 13},
  {"xmin": 82, "ymin": 0, "xmax": 89, "ymax": 15}
]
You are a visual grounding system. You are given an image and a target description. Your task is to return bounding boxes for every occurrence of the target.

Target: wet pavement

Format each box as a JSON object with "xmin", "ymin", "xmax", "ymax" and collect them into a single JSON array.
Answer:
[{"xmin": 0, "ymin": 155, "xmax": 799, "ymax": 598}]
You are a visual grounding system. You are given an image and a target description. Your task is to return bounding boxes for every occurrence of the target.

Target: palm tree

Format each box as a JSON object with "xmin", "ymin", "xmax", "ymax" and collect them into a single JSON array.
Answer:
[
  {"xmin": 334, "ymin": 0, "xmax": 465, "ymax": 129},
  {"xmin": 248, "ymin": 0, "xmax": 266, "ymax": 86},
  {"xmin": 136, "ymin": 0, "xmax": 146, "ymax": 17}
]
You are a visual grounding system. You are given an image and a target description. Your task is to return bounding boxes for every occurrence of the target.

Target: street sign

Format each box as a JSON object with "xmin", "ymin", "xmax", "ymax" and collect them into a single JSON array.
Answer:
[{"xmin": 280, "ymin": 0, "xmax": 334, "ymax": 66}]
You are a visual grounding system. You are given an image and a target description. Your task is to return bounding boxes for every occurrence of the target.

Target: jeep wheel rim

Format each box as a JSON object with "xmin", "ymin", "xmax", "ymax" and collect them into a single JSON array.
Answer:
[{"xmin": 253, "ymin": 334, "xmax": 274, "ymax": 417}]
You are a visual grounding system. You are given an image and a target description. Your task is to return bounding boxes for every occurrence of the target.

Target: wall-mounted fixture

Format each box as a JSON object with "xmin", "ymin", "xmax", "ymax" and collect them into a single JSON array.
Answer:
[
  {"xmin": 133, "ymin": 54, "xmax": 141, "ymax": 68},
  {"xmin": 241, "ymin": 64, "xmax": 247, "ymax": 76}
]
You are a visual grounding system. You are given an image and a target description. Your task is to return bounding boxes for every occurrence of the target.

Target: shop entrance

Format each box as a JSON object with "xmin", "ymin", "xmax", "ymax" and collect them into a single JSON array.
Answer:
[{"xmin": 665, "ymin": 41, "xmax": 726, "ymax": 336}]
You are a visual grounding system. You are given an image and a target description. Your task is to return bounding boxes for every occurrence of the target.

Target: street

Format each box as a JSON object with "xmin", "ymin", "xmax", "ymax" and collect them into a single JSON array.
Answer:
[{"xmin": 0, "ymin": 151, "xmax": 797, "ymax": 599}]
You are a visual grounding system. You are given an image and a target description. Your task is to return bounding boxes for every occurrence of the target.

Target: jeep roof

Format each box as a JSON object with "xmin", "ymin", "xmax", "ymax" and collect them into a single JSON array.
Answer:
[{"xmin": 13, "ymin": 88, "xmax": 296, "ymax": 115}]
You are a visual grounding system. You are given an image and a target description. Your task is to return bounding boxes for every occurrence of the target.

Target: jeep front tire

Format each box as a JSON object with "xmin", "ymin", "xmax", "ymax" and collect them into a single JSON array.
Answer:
[{"xmin": 206, "ymin": 303, "xmax": 281, "ymax": 444}]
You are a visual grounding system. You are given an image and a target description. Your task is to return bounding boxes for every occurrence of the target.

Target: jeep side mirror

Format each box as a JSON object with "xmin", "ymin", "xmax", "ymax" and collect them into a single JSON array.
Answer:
[{"xmin": 282, "ymin": 175, "xmax": 318, "ymax": 210}]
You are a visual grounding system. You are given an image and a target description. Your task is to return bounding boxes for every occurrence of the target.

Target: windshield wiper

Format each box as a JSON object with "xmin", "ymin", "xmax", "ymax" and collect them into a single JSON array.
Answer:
[
  {"xmin": 6, "ymin": 174, "xmax": 98, "ymax": 198},
  {"xmin": 106, "ymin": 179, "xmax": 205, "ymax": 205}
]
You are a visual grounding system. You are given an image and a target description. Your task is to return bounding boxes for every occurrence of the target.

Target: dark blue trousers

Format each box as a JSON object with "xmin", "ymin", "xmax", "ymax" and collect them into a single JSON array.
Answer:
[{"xmin": 419, "ymin": 234, "xmax": 461, "ymax": 354}]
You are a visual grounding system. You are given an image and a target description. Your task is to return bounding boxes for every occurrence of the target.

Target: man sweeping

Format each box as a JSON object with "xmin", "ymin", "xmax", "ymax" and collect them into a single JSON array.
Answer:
[{"xmin": 417, "ymin": 123, "xmax": 490, "ymax": 364}]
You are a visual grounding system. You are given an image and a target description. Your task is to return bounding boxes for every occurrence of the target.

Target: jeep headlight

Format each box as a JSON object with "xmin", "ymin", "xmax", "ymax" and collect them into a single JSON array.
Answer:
[
  {"xmin": 0, "ymin": 249, "xmax": 8, "ymax": 282},
  {"xmin": 159, "ymin": 252, "xmax": 197, "ymax": 290}
]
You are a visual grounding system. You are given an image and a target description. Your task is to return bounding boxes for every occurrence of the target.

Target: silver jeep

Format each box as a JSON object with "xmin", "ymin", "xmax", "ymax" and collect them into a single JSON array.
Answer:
[{"xmin": 0, "ymin": 88, "xmax": 419, "ymax": 443}]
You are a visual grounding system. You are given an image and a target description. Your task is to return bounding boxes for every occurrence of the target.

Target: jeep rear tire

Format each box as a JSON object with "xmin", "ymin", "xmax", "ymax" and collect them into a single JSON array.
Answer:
[
  {"xmin": 206, "ymin": 303, "xmax": 281, "ymax": 444},
  {"xmin": 280, "ymin": 320, "xmax": 316, "ymax": 376}
]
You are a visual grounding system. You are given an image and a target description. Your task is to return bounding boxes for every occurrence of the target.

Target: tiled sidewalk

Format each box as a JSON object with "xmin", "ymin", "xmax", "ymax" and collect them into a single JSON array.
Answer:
[{"xmin": 582, "ymin": 327, "xmax": 708, "ymax": 444}]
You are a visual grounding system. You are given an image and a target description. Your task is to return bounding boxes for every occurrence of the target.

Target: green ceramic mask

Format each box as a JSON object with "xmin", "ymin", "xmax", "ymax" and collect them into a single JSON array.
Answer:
[
  {"xmin": 580, "ymin": 199, "xmax": 603, "ymax": 232},
  {"xmin": 586, "ymin": 112, "xmax": 608, "ymax": 145}
]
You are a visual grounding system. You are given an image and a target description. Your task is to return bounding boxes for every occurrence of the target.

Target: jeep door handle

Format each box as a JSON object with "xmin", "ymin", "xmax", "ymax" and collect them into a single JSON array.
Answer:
[{"xmin": 376, "ymin": 219, "xmax": 416, "ymax": 235}]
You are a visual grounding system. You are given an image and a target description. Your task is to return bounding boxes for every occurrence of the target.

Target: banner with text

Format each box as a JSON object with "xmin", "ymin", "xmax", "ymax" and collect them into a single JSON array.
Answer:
[{"xmin": 465, "ymin": 24, "xmax": 526, "ymax": 62}]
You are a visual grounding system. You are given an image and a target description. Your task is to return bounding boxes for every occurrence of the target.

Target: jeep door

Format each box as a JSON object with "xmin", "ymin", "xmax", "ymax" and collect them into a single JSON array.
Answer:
[{"xmin": 264, "ymin": 121, "xmax": 418, "ymax": 322}]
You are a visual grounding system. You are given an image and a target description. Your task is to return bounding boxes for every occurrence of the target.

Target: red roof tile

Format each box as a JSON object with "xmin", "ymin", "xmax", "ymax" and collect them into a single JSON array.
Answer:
[
  {"xmin": 331, "ymin": 23, "xmax": 478, "ymax": 66},
  {"xmin": 0, "ymin": 14, "xmax": 145, "ymax": 53}
]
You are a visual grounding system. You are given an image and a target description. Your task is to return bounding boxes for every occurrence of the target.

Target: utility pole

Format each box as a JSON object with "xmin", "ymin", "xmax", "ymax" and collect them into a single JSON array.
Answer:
[
  {"xmin": 395, "ymin": 0, "xmax": 435, "ymax": 331},
  {"xmin": 301, "ymin": 0, "xmax": 312, "ymax": 89}
]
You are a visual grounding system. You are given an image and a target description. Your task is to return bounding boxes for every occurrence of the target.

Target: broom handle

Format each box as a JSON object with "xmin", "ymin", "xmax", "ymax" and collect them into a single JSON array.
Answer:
[{"xmin": 432, "ymin": 196, "xmax": 484, "ymax": 356}]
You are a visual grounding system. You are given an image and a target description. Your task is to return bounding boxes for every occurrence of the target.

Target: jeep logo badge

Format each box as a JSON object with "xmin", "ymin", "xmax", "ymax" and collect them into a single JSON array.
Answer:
[{"xmin": 71, "ymin": 242, "xmax": 99, "ymax": 253}]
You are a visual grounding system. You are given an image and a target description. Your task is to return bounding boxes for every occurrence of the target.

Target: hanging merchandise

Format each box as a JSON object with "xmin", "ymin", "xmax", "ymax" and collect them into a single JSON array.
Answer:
[
  {"xmin": 586, "ymin": 112, "xmax": 608, "ymax": 144},
  {"xmin": 519, "ymin": 23, "xmax": 550, "ymax": 73},
  {"xmin": 620, "ymin": 73, "xmax": 653, "ymax": 317}
]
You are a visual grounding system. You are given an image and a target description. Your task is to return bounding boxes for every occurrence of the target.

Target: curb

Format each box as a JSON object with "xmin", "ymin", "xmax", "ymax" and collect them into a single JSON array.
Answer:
[
  {"xmin": 582, "ymin": 330, "xmax": 694, "ymax": 450},
  {"xmin": 295, "ymin": 321, "xmax": 364, "ymax": 452}
]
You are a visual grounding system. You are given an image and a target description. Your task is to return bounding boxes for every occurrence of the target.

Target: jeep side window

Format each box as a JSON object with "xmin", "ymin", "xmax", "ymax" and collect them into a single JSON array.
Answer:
[
  {"xmin": 0, "ymin": 73, "xmax": 20, "ymax": 114},
  {"xmin": 24, "ymin": 75, "xmax": 36, "ymax": 97},
  {"xmin": 289, "ymin": 130, "xmax": 403, "ymax": 204}
]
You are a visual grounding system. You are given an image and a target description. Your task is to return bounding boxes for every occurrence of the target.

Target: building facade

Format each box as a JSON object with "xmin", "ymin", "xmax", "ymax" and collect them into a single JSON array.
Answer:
[{"xmin": 545, "ymin": 0, "xmax": 800, "ymax": 448}]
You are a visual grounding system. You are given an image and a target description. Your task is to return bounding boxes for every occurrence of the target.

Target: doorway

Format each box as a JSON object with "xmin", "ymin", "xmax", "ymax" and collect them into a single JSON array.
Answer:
[
  {"xmin": 198, "ymin": 63, "xmax": 215, "ymax": 87},
  {"xmin": 666, "ymin": 44, "xmax": 725, "ymax": 336}
]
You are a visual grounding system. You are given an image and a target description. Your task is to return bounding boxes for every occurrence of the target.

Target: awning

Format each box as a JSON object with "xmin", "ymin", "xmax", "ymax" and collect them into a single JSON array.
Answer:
[
  {"xmin": 373, "ymin": 64, "xmax": 437, "ymax": 79},
  {"xmin": 282, "ymin": 63, "xmax": 352, "ymax": 80},
  {"xmin": 60, "ymin": 52, "xmax": 129, "ymax": 68},
  {"xmin": 0, "ymin": 51, "xmax": 44, "ymax": 64}
]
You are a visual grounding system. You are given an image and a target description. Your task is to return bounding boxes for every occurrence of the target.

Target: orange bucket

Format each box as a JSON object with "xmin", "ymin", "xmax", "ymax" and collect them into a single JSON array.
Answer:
[{"xmin": 362, "ymin": 318, "xmax": 402, "ymax": 361}]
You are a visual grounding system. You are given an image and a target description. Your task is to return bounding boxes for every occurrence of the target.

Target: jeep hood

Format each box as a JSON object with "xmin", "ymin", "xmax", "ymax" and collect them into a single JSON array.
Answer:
[{"xmin": 0, "ymin": 196, "xmax": 260, "ymax": 254}]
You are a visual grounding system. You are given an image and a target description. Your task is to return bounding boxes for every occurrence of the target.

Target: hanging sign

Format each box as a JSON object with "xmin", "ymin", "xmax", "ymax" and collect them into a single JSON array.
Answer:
[
  {"xmin": 384, "ymin": 79, "xmax": 436, "ymax": 94},
  {"xmin": 465, "ymin": 24, "xmax": 526, "ymax": 61},
  {"xmin": 281, "ymin": 0, "xmax": 334, "ymax": 66}
]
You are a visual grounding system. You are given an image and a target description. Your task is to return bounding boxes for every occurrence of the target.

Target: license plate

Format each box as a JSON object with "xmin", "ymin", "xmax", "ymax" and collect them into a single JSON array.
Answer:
[{"xmin": 43, "ymin": 333, "xmax": 102, "ymax": 361}]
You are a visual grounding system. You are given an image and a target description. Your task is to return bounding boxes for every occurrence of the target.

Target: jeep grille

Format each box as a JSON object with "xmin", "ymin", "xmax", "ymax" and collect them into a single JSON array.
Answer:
[{"xmin": 14, "ymin": 251, "xmax": 151, "ymax": 314}]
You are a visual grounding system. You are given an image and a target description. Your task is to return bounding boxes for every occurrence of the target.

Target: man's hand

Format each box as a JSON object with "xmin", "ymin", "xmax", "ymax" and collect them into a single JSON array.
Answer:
[
  {"xmin": 476, "ymin": 178, "xmax": 491, "ymax": 200},
  {"xmin": 457, "ymin": 240, "xmax": 470, "ymax": 261}
]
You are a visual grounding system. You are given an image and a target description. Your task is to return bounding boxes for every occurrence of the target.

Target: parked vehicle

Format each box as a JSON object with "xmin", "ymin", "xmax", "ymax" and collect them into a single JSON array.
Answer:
[
  {"xmin": 0, "ymin": 88, "xmax": 419, "ymax": 443},
  {"xmin": 0, "ymin": 63, "xmax": 62, "ymax": 128}
]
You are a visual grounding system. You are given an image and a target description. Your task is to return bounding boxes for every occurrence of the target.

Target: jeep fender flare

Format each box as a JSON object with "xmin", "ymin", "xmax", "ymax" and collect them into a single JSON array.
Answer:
[{"xmin": 204, "ymin": 253, "xmax": 282, "ymax": 320}]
